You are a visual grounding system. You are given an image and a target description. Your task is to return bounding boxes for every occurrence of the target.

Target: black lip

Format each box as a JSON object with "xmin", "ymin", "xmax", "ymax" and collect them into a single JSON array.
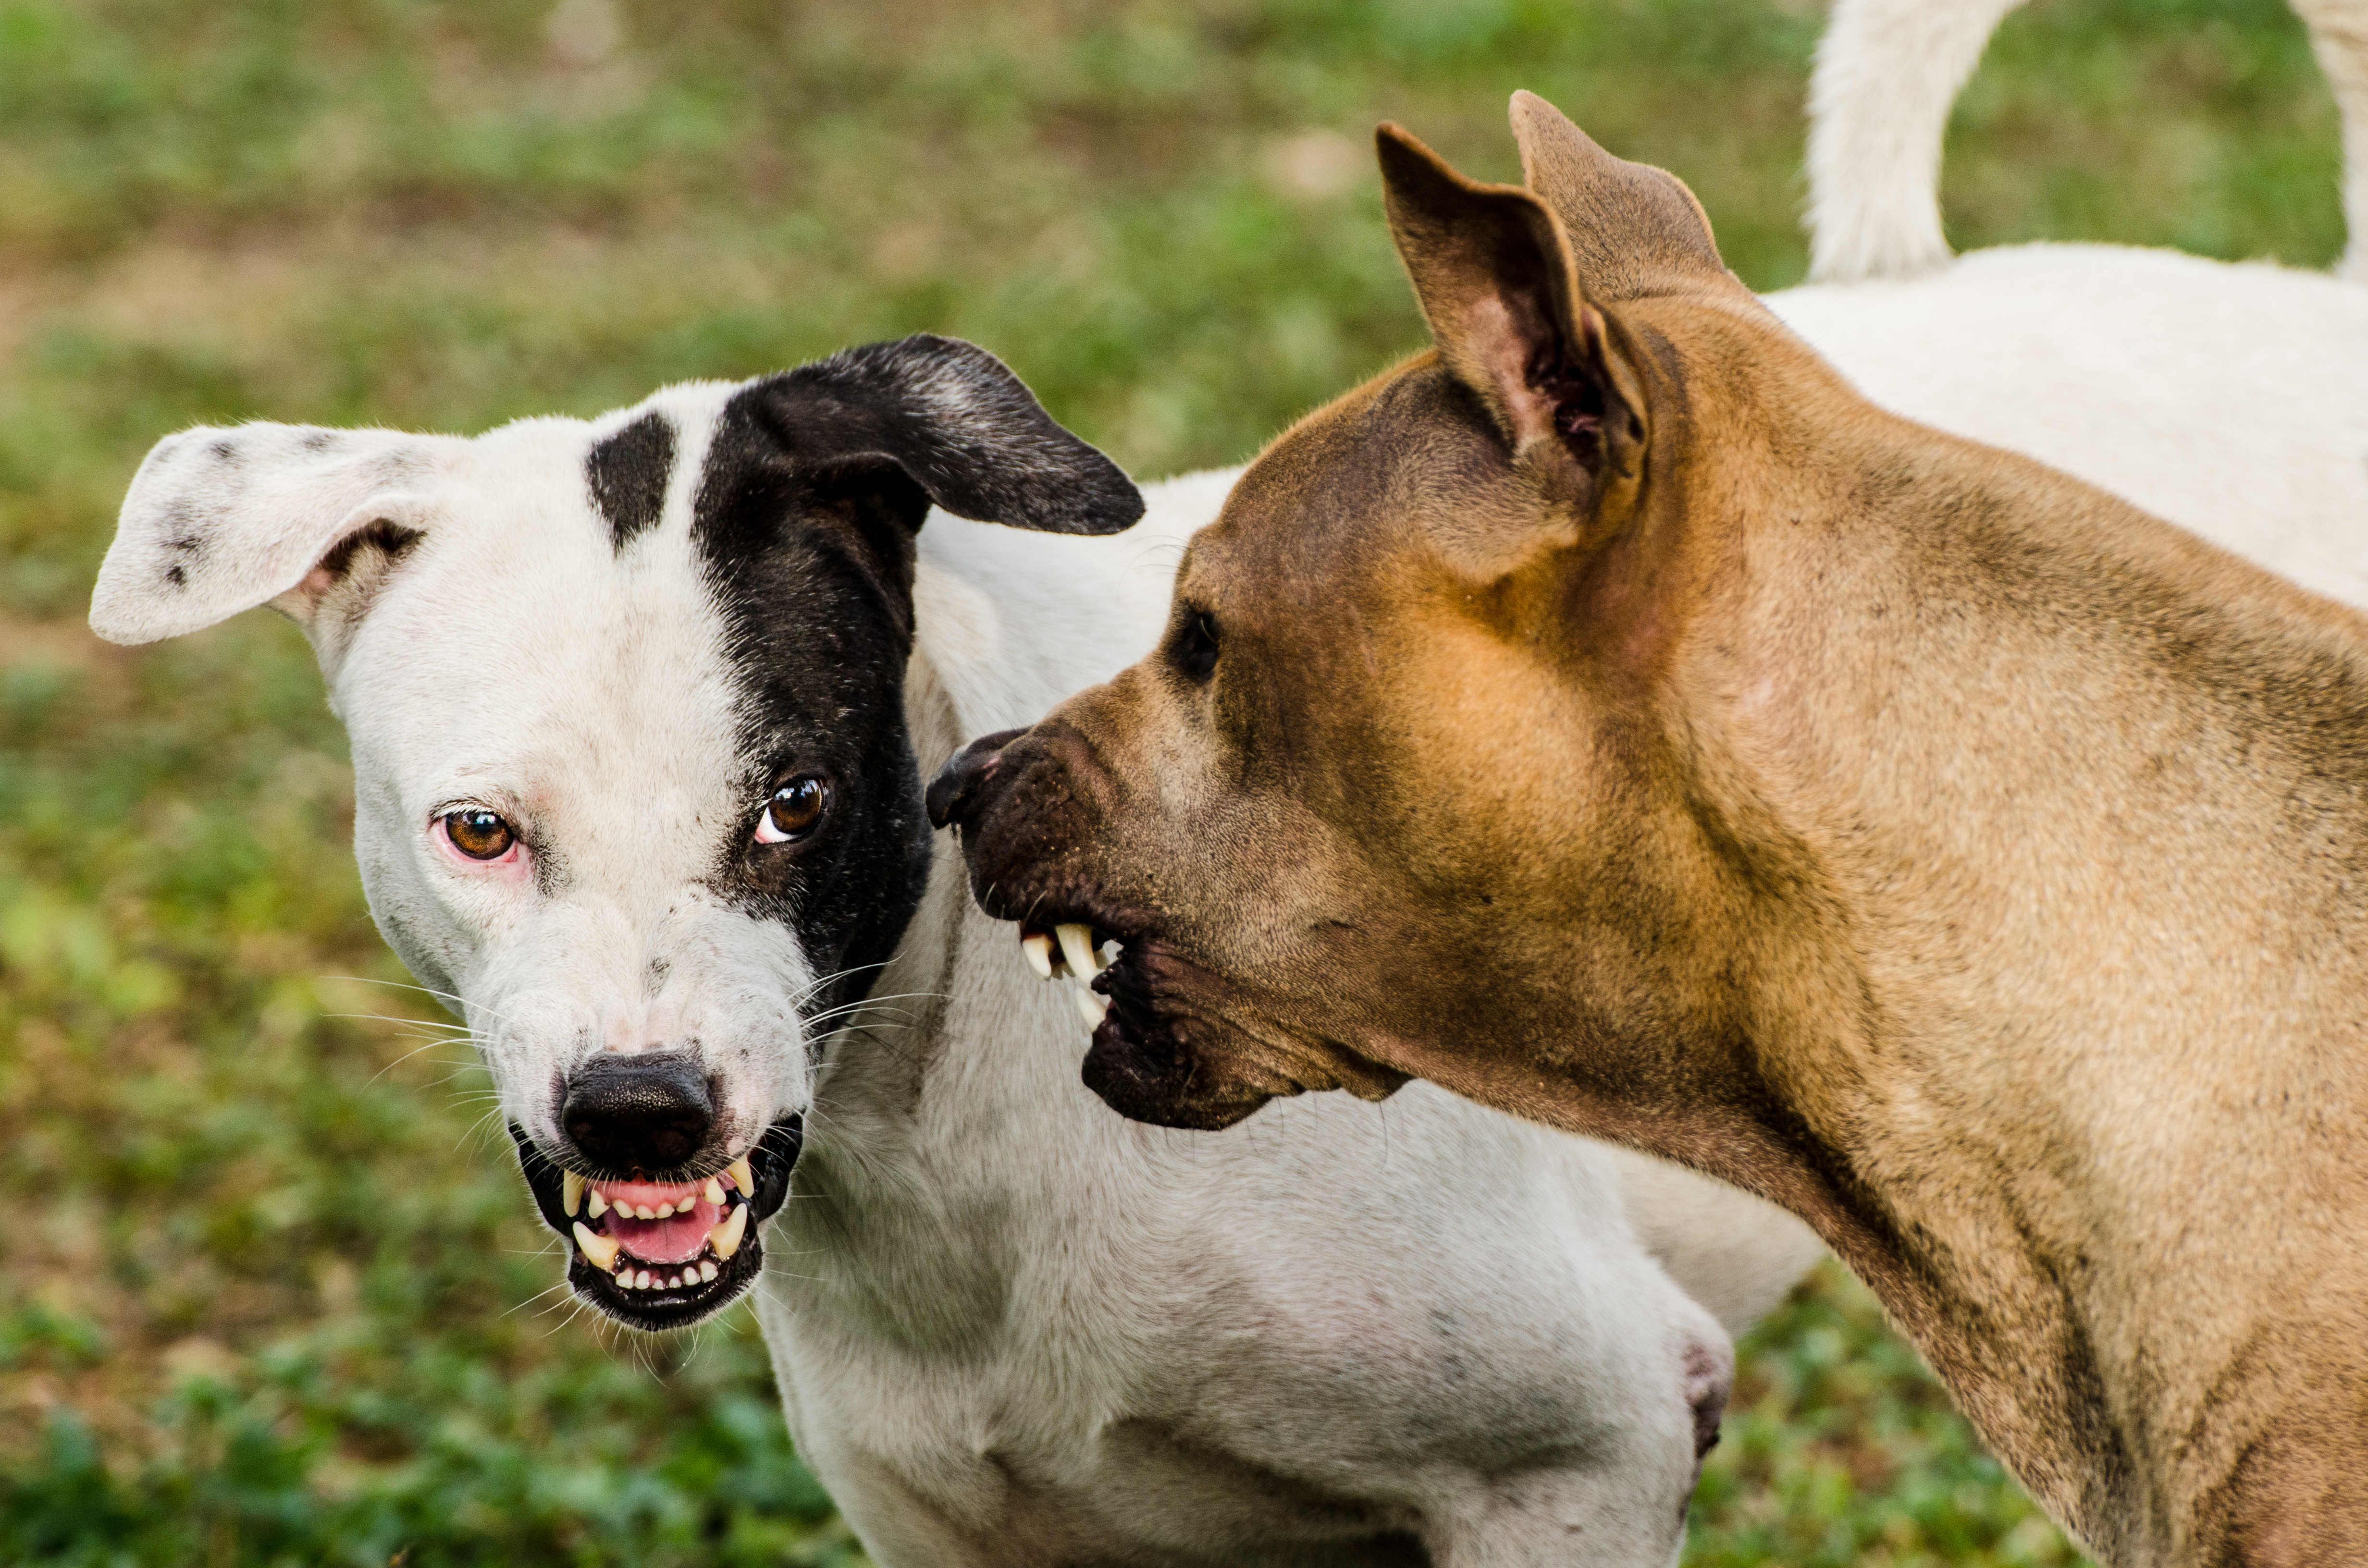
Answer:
[
  {"xmin": 508, "ymin": 1115, "xmax": 803, "ymax": 1332},
  {"xmin": 1075, "ymin": 939, "xmax": 1272, "ymax": 1133}
]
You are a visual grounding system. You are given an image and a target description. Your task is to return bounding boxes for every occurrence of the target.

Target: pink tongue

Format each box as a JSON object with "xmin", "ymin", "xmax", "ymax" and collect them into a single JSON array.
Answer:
[{"xmin": 599, "ymin": 1182, "xmax": 721, "ymax": 1266}]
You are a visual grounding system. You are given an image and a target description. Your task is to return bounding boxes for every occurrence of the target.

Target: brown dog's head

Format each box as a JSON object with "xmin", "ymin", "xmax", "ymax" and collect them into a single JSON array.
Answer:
[{"xmin": 931, "ymin": 94, "xmax": 1844, "ymax": 1136}]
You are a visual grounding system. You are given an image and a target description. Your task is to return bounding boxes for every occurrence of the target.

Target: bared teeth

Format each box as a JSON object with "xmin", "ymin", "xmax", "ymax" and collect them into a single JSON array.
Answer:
[
  {"xmin": 1055, "ymin": 923, "xmax": 1101, "ymax": 980},
  {"xmin": 574, "ymin": 1222, "xmax": 618, "ymax": 1271},
  {"xmin": 727, "ymin": 1156, "xmax": 753, "ymax": 1198},
  {"xmin": 634, "ymin": 1269, "xmax": 653, "ymax": 1290},
  {"xmin": 710, "ymin": 1202, "xmax": 750, "ymax": 1260},
  {"xmin": 704, "ymin": 1176, "xmax": 725, "ymax": 1207},
  {"xmin": 588, "ymin": 1188, "xmax": 607, "ymax": 1219},
  {"xmin": 699, "ymin": 1260, "xmax": 718, "ymax": 1282},
  {"xmin": 563, "ymin": 1171, "xmax": 584, "ymax": 1217},
  {"xmin": 1022, "ymin": 930, "xmax": 1056, "ymax": 980},
  {"xmin": 1074, "ymin": 984, "xmax": 1109, "ymax": 1029}
]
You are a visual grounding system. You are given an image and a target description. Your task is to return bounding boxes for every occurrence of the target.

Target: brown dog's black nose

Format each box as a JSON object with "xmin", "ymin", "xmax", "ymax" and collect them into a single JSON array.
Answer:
[
  {"xmin": 927, "ymin": 727, "xmax": 1026, "ymax": 831},
  {"xmin": 563, "ymin": 1052, "xmax": 713, "ymax": 1174}
]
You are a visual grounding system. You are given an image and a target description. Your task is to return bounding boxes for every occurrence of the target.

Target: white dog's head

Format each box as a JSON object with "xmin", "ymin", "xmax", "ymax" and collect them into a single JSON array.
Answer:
[{"xmin": 90, "ymin": 335, "xmax": 1141, "ymax": 1330}]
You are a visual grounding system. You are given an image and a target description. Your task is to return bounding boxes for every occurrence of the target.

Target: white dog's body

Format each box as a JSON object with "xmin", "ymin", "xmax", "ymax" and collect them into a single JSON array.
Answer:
[{"xmin": 86, "ymin": 3, "xmax": 2368, "ymax": 1563}]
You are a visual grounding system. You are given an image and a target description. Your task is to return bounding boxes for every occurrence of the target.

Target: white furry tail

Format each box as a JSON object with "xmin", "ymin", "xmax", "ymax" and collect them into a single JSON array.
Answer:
[
  {"xmin": 1805, "ymin": 0, "xmax": 2023, "ymax": 282},
  {"xmin": 1806, "ymin": 0, "xmax": 2368, "ymax": 284}
]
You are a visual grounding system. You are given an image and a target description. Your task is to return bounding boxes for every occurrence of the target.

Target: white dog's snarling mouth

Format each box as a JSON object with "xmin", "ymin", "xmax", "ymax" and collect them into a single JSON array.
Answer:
[{"xmin": 511, "ymin": 1118, "xmax": 802, "ymax": 1331}]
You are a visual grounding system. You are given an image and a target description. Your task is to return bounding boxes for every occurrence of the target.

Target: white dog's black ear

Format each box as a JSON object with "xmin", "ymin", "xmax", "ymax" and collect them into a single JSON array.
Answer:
[
  {"xmin": 90, "ymin": 424, "xmax": 448, "ymax": 647},
  {"xmin": 751, "ymin": 334, "xmax": 1142, "ymax": 536}
]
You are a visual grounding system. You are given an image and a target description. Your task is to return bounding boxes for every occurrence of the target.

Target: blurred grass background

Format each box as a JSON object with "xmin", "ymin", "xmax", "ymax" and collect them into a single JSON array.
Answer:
[{"xmin": 0, "ymin": 0, "xmax": 2341, "ymax": 1562}]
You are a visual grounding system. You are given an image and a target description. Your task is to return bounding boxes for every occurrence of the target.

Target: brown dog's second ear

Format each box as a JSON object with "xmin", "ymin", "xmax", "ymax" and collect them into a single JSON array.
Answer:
[
  {"xmin": 1507, "ymin": 91, "xmax": 1734, "ymax": 306},
  {"xmin": 1378, "ymin": 123, "xmax": 1648, "ymax": 545}
]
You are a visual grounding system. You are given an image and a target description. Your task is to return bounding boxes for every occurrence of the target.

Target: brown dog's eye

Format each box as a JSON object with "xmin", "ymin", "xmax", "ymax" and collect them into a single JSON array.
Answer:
[
  {"xmin": 1171, "ymin": 609, "xmax": 1219, "ymax": 685},
  {"xmin": 444, "ymin": 809, "xmax": 516, "ymax": 860},
  {"xmin": 755, "ymin": 776, "xmax": 829, "ymax": 845}
]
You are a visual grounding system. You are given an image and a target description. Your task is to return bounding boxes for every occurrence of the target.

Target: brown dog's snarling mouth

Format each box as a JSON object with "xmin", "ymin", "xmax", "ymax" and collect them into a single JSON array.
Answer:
[
  {"xmin": 509, "ymin": 1117, "xmax": 801, "ymax": 1331},
  {"xmin": 1007, "ymin": 906, "xmax": 1373, "ymax": 1132},
  {"xmin": 933, "ymin": 729, "xmax": 1410, "ymax": 1127},
  {"xmin": 1004, "ymin": 903, "xmax": 1264, "ymax": 1130}
]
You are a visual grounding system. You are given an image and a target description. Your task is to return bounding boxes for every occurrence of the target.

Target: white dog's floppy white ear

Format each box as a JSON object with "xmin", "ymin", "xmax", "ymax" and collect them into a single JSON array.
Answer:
[{"xmin": 90, "ymin": 423, "xmax": 448, "ymax": 646}]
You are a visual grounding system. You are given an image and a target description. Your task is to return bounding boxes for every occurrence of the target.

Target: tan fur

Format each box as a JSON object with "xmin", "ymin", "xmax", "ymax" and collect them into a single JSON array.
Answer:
[{"xmin": 938, "ymin": 95, "xmax": 2368, "ymax": 1567}]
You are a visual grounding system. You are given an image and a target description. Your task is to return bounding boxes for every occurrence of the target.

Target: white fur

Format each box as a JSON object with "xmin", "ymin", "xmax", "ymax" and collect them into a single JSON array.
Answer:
[{"xmin": 1809, "ymin": 0, "xmax": 2368, "ymax": 283}]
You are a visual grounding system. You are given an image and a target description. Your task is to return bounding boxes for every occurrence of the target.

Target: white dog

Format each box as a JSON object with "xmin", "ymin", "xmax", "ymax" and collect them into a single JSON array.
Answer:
[{"xmin": 84, "ymin": 8, "xmax": 2368, "ymax": 1567}]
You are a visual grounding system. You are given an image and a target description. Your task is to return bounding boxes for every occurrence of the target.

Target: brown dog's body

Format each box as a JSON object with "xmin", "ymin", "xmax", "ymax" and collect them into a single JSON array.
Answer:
[{"xmin": 931, "ymin": 96, "xmax": 2368, "ymax": 1566}]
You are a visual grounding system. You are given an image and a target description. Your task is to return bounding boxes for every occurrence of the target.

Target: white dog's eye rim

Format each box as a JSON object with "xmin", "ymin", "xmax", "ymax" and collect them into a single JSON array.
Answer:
[
  {"xmin": 754, "ymin": 776, "xmax": 829, "ymax": 845},
  {"xmin": 441, "ymin": 808, "xmax": 518, "ymax": 861}
]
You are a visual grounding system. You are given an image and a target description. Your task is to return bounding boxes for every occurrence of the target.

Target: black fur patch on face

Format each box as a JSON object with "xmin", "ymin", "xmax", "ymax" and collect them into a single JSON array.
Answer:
[
  {"xmin": 688, "ymin": 334, "xmax": 1145, "ymax": 1018},
  {"xmin": 691, "ymin": 389, "xmax": 934, "ymax": 1021},
  {"xmin": 589, "ymin": 412, "xmax": 677, "ymax": 551}
]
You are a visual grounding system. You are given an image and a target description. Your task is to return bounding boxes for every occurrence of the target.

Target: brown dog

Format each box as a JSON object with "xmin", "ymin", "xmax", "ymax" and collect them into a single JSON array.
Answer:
[{"xmin": 929, "ymin": 94, "xmax": 2368, "ymax": 1568}]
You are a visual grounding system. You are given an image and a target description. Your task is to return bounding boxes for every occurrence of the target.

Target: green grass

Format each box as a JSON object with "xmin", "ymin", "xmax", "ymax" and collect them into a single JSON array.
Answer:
[{"xmin": 0, "ymin": 0, "xmax": 2340, "ymax": 1561}]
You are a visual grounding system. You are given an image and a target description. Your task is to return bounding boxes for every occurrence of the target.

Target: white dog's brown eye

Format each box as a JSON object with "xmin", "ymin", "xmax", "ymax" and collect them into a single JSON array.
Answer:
[
  {"xmin": 755, "ymin": 776, "xmax": 828, "ymax": 845},
  {"xmin": 444, "ymin": 808, "xmax": 516, "ymax": 860}
]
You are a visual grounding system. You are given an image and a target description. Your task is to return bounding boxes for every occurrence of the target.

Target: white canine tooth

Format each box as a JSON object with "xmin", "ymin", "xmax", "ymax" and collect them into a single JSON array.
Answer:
[
  {"xmin": 634, "ymin": 1269, "xmax": 653, "ymax": 1290},
  {"xmin": 573, "ymin": 1222, "xmax": 618, "ymax": 1271},
  {"xmin": 704, "ymin": 1176, "xmax": 725, "ymax": 1207},
  {"xmin": 654, "ymin": 1200, "xmax": 675, "ymax": 1219},
  {"xmin": 710, "ymin": 1201, "xmax": 750, "ymax": 1260},
  {"xmin": 699, "ymin": 1261, "xmax": 718, "ymax": 1282},
  {"xmin": 1075, "ymin": 985, "xmax": 1109, "ymax": 1029},
  {"xmin": 667, "ymin": 1274, "xmax": 683, "ymax": 1289},
  {"xmin": 635, "ymin": 1203, "xmax": 658, "ymax": 1221},
  {"xmin": 1056, "ymin": 923, "xmax": 1102, "ymax": 980},
  {"xmin": 588, "ymin": 1189, "xmax": 606, "ymax": 1219},
  {"xmin": 727, "ymin": 1156, "xmax": 753, "ymax": 1197},
  {"xmin": 563, "ymin": 1171, "xmax": 583, "ymax": 1217},
  {"xmin": 1021, "ymin": 930, "xmax": 1055, "ymax": 980}
]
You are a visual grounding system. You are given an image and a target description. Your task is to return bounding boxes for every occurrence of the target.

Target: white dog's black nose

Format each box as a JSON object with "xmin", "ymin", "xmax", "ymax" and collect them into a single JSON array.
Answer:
[{"xmin": 563, "ymin": 1052, "xmax": 715, "ymax": 1175}]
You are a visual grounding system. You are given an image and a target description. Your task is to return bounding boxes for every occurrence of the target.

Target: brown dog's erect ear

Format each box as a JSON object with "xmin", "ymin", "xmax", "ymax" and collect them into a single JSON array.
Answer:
[
  {"xmin": 1378, "ymin": 122, "xmax": 1647, "ymax": 538},
  {"xmin": 1506, "ymin": 91, "xmax": 1736, "ymax": 305}
]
